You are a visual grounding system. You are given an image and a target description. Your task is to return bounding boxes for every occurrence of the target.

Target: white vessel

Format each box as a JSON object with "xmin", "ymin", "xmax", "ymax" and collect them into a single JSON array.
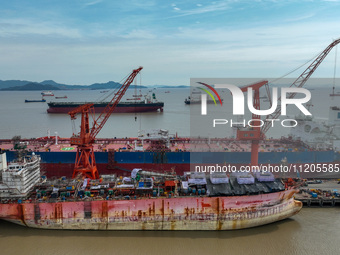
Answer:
[{"xmin": 41, "ymin": 91, "xmax": 54, "ymax": 96}]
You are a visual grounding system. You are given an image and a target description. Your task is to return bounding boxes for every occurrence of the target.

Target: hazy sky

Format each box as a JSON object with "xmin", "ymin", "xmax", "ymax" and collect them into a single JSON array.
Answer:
[{"xmin": 1, "ymin": 0, "xmax": 340, "ymax": 85}]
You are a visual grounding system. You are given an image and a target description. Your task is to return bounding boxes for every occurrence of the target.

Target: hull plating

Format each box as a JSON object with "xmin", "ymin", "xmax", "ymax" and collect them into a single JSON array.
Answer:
[
  {"xmin": 47, "ymin": 105, "xmax": 164, "ymax": 113},
  {"xmin": 0, "ymin": 189, "xmax": 302, "ymax": 230}
]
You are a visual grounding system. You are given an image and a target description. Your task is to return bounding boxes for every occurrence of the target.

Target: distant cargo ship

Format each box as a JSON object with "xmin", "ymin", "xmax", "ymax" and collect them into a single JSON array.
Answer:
[
  {"xmin": 25, "ymin": 99, "xmax": 46, "ymax": 103},
  {"xmin": 47, "ymin": 93, "xmax": 164, "ymax": 113},
  {"xmin": 41, "ymin": 91, "xmax": 54, "ymax": 96}
]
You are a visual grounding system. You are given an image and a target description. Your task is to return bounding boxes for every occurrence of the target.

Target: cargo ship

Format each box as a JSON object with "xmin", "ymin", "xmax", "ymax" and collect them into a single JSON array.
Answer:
[
  {"xmin": 0, "ymin": 129, "xmax": 338, "ymax": 179},
  {"xmin": 47, "ymin": 93, "xmax": 164, "ymax": 113},
  {"xmin": 55, "ymin": 95, "xmax": 67, "ymax": 99},
  {"xmin": 0, "ymin": 151, "xmax": 302, "ymax": 230},
  {"xmin": 25, "ymin": 99, "xmax": 46, "ymax": 103}
]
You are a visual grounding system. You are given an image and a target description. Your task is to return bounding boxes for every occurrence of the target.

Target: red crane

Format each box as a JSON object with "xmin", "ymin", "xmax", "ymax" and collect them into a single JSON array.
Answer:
[
  {"xmin": 236, "ymin": 80, "xmax": 269, "ymax": 166},
  {"xmin": 237, "ymin": 38, "xmax": 340, "ymax": 166},
  {"xmin": 68, "ymin": 66, "xmax": 143, "ymax": 179}
]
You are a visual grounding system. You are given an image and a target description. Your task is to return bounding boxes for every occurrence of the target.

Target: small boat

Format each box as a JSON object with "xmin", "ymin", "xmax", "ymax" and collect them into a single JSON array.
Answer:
[
  {"xmin": 41, "ymin": 91, "xmax": 54, "ymax": 96},
  {"xmin": 55, "ymin": 96, "xmax": 67, "ymax": 99},
  {"xmin": 25, "ymin": 99, "xmax": 46, "ymax": 103},
  {"xmin": 165, "ymin": 91, "xmax": 170, "ymax": 93},
  {"xmin": 184, "ymin": 96, "xmax": 223, "ymax": 105},
  {"xmin": 100, "ymin": 90, "xmax": 109, "ymax": 93}
]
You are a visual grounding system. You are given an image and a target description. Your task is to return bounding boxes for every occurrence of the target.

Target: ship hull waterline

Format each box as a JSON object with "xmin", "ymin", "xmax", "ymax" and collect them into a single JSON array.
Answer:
[
  {"xmin": 47, "ymin": 104, "xmax": 164, "ymax": 113},
  {"xmin": 0, "ymin": 189, "xmax": 302, "ymax": 230}
]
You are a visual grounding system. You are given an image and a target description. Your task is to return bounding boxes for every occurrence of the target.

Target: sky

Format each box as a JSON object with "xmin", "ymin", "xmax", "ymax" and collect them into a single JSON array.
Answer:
[{"xmin": 0, "ymin": 0, "xmax": 340, "ymax": 85}]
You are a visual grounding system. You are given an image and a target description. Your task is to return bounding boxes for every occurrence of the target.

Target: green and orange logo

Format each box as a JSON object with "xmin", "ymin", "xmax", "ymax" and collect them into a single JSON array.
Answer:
[{"xmin": 197, "ymin": 82, "xmax": 223, "ymax": 106}]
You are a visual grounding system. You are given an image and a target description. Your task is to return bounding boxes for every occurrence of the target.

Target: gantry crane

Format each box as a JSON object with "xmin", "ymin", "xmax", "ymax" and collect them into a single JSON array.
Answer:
[
  {"xmin": 68, "ymin": 66, "xmax": 143, "ymax": 179},
  {"xmin": 236, "ymin": 38, "xmax": 340, "ymax": 166}
]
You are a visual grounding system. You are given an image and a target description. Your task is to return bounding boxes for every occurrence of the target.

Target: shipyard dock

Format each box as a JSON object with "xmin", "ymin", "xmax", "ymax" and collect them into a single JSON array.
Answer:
[{"xmin": 295, "ymin": 180, "xmax": 340, "ymax": 207}]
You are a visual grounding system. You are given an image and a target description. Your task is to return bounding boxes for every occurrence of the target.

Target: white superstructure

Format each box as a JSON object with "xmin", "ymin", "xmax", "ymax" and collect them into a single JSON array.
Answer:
[
  {"xmin": 290, "ymin": 106, "xmax": 340, "ymax": 150},
  {"xmin": 0, "ymin": 152, "xmax": 41, "ymax": 198}
]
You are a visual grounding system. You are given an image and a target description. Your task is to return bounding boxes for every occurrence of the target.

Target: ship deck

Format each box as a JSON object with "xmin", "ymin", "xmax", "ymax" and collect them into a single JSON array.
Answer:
[{"xmin": 0, "ymin": 137, "xmax": 314, "ymax": 153}]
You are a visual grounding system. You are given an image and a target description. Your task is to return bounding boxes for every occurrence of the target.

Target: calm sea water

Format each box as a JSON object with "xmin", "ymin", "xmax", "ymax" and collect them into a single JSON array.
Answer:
[
  {"xmin": 0, "ymin": 88, "xmax": 191, "ymax": 139},
  {"xmin": 1, "ymin": 86, "xmax": 340, "ymax": 254},
  {"xmin": 0, "ymin": 87, "xmax": 340, "ymax": 139}
]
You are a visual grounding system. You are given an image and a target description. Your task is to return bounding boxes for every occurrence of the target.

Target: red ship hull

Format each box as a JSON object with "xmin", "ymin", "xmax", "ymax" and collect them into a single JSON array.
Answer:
[{"xmin": 0, "ymin": 189, "xmax": 302, "ymax": 230}]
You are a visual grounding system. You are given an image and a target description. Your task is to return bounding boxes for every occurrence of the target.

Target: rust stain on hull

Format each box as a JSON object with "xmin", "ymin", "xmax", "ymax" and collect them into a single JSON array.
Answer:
[
  {"xmin": 18, "ymin": 204, "xmax": 27, "ymax": 227},
  {"xmin": 0, "ymin": 190, "xmax": 302, "ymax": 230}
]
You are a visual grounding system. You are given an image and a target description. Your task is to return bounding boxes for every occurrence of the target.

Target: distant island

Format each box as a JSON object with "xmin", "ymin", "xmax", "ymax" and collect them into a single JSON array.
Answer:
[
  {"xmin": 2, "ymin": 83, "xmax": 61, "ymax": 91},
  {"xmin": 0, "ymin": 79, "xmax": 188, "ymax": 91}
]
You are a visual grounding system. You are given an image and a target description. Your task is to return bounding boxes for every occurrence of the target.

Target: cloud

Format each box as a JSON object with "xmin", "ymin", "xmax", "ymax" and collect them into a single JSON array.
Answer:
[
  {"xmin": 0, "ymin": 18, "xmax": 81, "ymax": 39},
  {"xmin": 84, "ymin": 0, "xmax": 103, "ymax": 7},
  {"xmin": 169, "ymin": 1, "xmax": 230, "ymax": 18},
  {"xmin": 120, "ymin": 29, "xmax": 156, "ymax": 39},
  {"xmin": 285, "ymin": 13, "xmax": 315, "ymax": 22},
  {"xmin": 0, "ymin": 0, "xmax": 339, "ymax": 85}
]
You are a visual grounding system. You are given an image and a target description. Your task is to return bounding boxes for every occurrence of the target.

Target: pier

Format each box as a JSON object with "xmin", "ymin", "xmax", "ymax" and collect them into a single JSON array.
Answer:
[{"xmin": 295, "ymin": 180, "xmax": 340, "ymax": 207}]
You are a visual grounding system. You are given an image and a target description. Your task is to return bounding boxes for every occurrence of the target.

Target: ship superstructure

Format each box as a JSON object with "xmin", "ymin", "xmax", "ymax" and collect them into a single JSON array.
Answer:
[
  {"xmin": 290, "ymin": 106, "xmax": 340, "ymax": 150},
  {"xmin": 0, "ymin": 151, "xmax": 41, "ymax": 198}
]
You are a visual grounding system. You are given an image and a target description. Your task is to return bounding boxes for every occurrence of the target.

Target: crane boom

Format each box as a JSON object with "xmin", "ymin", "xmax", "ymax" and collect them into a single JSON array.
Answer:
[
  {"xmin": 68, "ymin": 66, "xmax": 143, "ymax": 179},
  {"xmin": 262, "ymin": 38, "xmax": 340, "ymax": 135},
  {"xmin": 236, "ymin": 38, "xmax": 340, "ymax": 167},
  {"xmin": 90, "ymin": 66, "xmax": 143, "ymax": 139}
]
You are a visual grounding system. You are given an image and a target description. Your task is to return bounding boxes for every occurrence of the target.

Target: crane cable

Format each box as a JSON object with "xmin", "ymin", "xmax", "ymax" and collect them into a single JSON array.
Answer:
[
  {"xmin": 332, "ymin": 44, "xmax": 338, "ymax": 97},
  {"xmin": 262, "ymin": 50, "xmax": 323, "ymax": 102},
  {"xmin": 135, "ymin": 72, "xmax": 142, "ymax": 122},
  {"xmin": 97, "ymin": 73, "xmax": 131, "ymax": 102},
  {"xmin": 268, "ymin": 50, "xmax": 323, "ymax": 84}
]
